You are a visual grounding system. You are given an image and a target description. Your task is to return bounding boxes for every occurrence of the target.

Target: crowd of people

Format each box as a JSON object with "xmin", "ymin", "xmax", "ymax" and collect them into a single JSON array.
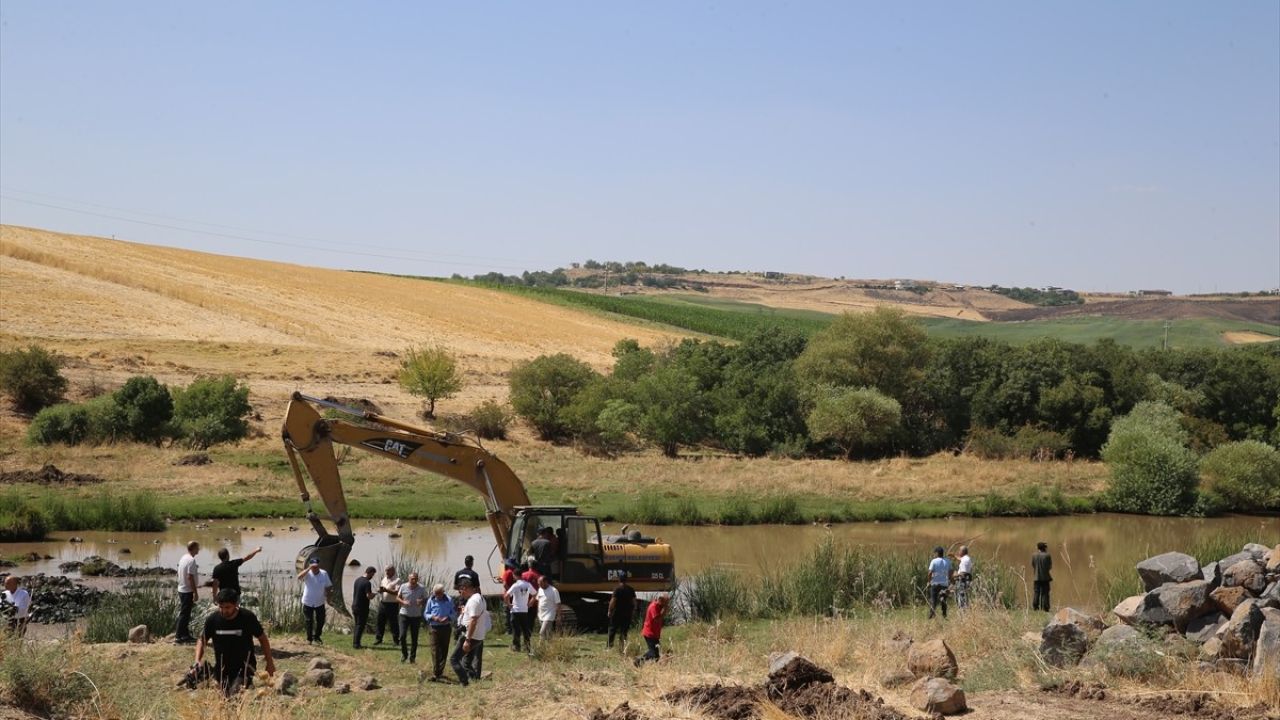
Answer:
[
  {"xmin": 170, "ymin": 545, "xmax": 670, "ymax": 697},
  {"xmin": 921, "ymin": 541, "xmax": 1054, "ymax": 619}
]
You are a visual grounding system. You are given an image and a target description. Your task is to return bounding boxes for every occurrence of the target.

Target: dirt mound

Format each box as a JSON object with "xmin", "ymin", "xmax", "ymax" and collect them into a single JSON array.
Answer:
[
  {"xmin": 777, "ymin": 685, "xmax": 911, "ymax": 720},
  {"xmin": 1044, "ymin": 679, "xmax": 1107, "ymax": 700},
  {"xmin": 322, "ymin": 396, "xmax": 384, "ymax": 414},
  {"xmin": 587, "ymin": 702, "xmax": 650, "ymax": 720},
  {"xmin": 1127, "ymin": 693, "xmax": 1274, "ymax": 720},
  {"xmin": 987, "ymin": 298, "xmax": 1280, "ymax": 324},
  {"xmin": 173, "ymin": 453, "xmax": 211, "ymax": 466},
  {"xmin": 0, "ymin": 464, "xmax": 104, "ymax": 485},
  {"xmin": 766, "ymin": 654, "xmax": 834, "ymax": 696},
  {"xmin": 663, "ymin": 684, "xmax": 765, "ymax": 720}
]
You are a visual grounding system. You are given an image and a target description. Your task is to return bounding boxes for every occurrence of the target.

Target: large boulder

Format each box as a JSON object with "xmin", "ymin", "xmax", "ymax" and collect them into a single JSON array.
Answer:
[
  {"xmin": 1185, "ymin": 612, "xmax": 1226, "ymax": 643},
  {"xmin": 1242, "ymin": 543, "xmax": 1271, "ymax": 562},
  {"xmin": 1222, "ymin": 560, "xmax": 1267, "ymax": 594},
  {"xmin": 1254, "ymin": 609, "xmax": 1280, "ymax": 679},
  {"xmin": 1218, "ymin": 551, "xmax": 1254, "ymax": 573},
  {"xmin": 307, "ymin": 656, "xmax": 332, "ymax": 672},
  {"xmin": 1150, "ymin": 580, "xmax": 1214, "ymax": 630},
  {"xmin": 1200, "ymin": 562, "xmax": 1221, "ymax": 590},
  {"xmin": 1112, "ymin": 595, "xmax": 1145, "ymax": 625},
  {"xmin": 302, "ymin": 668, "xmax": 335, "ymax": 687},
  {"xmin": 910, "ymin": 677, "xmax": 967, "ymax": 716},
  {"xmin": 1211, "ymin": 586, "xmax": 1250, "ymax": 616},
  {"xmin": 1040, "ymin": 619, "xmax": 1089, "ymax": 667},
  {"xmin": 274, "ymin": 672, "xmax": 298, "ymax": 695},
  {"xmin": 1200, "ymin": 635, "xmax": 1223, "ymax": 660},
  {"xmin": 1265, "ymin": 545, "xmax": 1280, "ymax": 574},
  {"xmin": 1052, "ymin": 607, "xmax": 1107, "ymax": 642},
  {"xmin": 907, "ymin": 638, "xmax": 958, "ymax": 679},
  {"xmin": 1218, "ymin": 599, "xmax": 1265, "ymax": 660},
  {"xmin": 1259, "ymin": 581, "xmax": 1280, "ymax": 609},
  {"xmin": 1136, "ymin": 552, "xmax": 1202, "ymax": 591}
]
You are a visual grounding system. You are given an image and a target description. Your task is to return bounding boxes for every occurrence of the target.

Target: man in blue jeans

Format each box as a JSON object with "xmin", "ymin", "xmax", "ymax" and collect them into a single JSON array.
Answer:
[{"xmin": 925, "ymin": 546, "xmax": 952, "ymax": 620}]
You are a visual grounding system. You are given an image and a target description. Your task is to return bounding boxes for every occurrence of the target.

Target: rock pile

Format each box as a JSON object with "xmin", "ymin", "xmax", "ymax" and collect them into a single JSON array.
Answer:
[
  {"xmin": 59, "ymin": 555, "xmax": 175, "ymax": 577},
  {"xmin": 1038, "ymin": 543, "xmax": 1280, "ymax": 679},
  {"xmin": 0, "ymin": 573, "xmax": 106, "ymax": 623}
]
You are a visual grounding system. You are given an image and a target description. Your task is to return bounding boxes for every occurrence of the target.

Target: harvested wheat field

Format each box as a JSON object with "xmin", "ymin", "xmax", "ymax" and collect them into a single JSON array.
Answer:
[{"xmin": 0, "ymin": 225, "xmax": 686, "ymax": 422}]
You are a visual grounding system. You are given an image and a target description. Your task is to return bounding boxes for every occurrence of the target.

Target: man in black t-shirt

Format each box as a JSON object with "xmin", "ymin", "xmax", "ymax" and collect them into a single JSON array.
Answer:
[
  {"xmin": 210, "ymin": 546, "xmax": 263, "ymax": 596},
  {"xmin": 195, "ymin": 588, "xmax": 276, "ymax": 696},
  {"xmin": 607, "ymin": 572, "xmax": 637, "ymax": 650},
  {"xmin": 453, "ymin": 555, "xmax": 481, "ymax": 592},
  {"xmin": 351, "ymin": 566, "xmax": 377, "ymax": 649}
]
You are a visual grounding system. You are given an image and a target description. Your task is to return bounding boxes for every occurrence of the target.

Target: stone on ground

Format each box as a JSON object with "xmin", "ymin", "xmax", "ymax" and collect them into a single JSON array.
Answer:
[
  {"xmin": 1211, "ymin": 586, "xmax": 1250, "ymax": 616},
  {"xmin": 1185, "ymin": 612, "xmax": 1226, "ymax": 643},
  {"xmin": 335, "ymin": 682, "xmax": 351, "ymax": 694},
  {"xmin": 879, "ymin": 668, "xmax": 915, "ymax": 688},
  {"xmin": 1040, "ymin": 619, "xmax": 1089, "ymax": 667},
  {"xmin": 274, "ymin": 672, "xmax": 298, "ymax": 695},
  {"xmin": 1112, "ymin": 595, "xmax": 1145, "ymax": 625},
  {"xmin": 307, "ymin": 656, "xmax": 332, "ymax": 671},
  {"xmin": 357, "ymin": 675, "xmax": 380, "ymax": 691},
  {"xmin": 1242, "ymin": 543, "xmax": 1271, "ymax": 561},
  {"xmin": 1096, "ymin": 624, "xmax": 1141, "ymax": 648},
  {"xmin": 1217, "ymin": 599, "xmax": 1265, "ymax": 660},
  {"xmin": 1136, "ymin": 552, "xmax": 1201, "ymax": 591},
  {"xmin": 1150, "ymin": 580, "xmax": 1214, "ymax": 629},
  {"xmin": 1201, "ymin": 561, "xmax": 1221, "ymax": 589},
  {"xmin": 127, "ymin": 625, "xmax": 150, "ymax": 643},
  {"xmin": 1259, "ymin": 581, "xmax": 1280, "ymax": 609},
  {"xmin": 1265, "ymin": 545, "xmax": 1280, "ymax": 574},
  {"xmin": 303, "ymin": 668, "xmax": 335, "ymax": 687},
  {"xmin": 1222, "ymin": 559, "xmax": 1267, "ymax": 594},
  {"xmin": 1051, "ymin": 607, "xmax": 1107, "ymax": 641},
  {"xmin": 907, "ymin": 638, "xmax": 958, "ymax": 679},
  {"xmin": 1254, "ymin": 609, "xmax": 1280, "ymax": 679},
  {"xmin": 910, "ymin": 677, "xmax": 967, "ymax": 715}
]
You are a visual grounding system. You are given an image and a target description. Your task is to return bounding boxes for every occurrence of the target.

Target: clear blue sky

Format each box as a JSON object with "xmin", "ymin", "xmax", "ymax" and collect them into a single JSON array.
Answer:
[{"xmin": 2, "ymin": 2, "xmax": 1277, "ymax": 293}]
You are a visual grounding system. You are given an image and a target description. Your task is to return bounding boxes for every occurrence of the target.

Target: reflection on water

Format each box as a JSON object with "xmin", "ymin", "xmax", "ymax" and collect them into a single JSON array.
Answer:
[{"xmin": 3, "ymin": 514, "xmax": 1276, "ymax": 611}]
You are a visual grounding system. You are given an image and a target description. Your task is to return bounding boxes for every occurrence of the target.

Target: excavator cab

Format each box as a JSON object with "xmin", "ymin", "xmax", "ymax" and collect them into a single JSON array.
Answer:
[{"xmin": 505, "ymin": 507, "xmax": 606, "ymax": 584}]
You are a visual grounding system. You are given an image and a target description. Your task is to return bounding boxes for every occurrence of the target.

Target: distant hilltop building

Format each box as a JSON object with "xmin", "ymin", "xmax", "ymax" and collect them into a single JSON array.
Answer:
[{"xmin": 1132, "ymin": 289, "xmax": 1173, "ymax": 297}]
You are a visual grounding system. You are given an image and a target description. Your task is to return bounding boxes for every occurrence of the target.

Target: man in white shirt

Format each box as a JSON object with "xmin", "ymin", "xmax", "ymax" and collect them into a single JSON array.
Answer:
[
  {"xmin": 451, "ymin": 579, "xmax": 489, "ymax": 687},
  {"xmin": 955, "ymin": 546, "xmax": 974, "ymax": 609},
  {"xmin": 296, "ymin": 559, "xmax": 333, "ymax": 644},
  {"xmin": 535, "ymin": 575, "xmax": 561, "ymax": 643},
  {"xmin": 3, "ymin": 576, "xmax": 32, "ymax": 636},
  {"xmin": 175, "ymin": 541, "xmax": 200, "ymax": 644},
  {"xmin": 374, "ymin": 565, "xmax": 402, "ymax": 646},
  {"xmin": 504, "ymin": 574, "xmax": 535, "ymax": 654},
  {"xmin": 925, "ymin": 546, "xmax": 952, "ymax": 620}
]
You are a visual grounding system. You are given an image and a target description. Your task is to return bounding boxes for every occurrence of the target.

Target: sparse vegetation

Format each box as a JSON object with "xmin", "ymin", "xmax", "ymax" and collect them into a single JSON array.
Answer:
[{"xmin": 398, "ymin": 344, "xmax": 463, "ymax": 418}]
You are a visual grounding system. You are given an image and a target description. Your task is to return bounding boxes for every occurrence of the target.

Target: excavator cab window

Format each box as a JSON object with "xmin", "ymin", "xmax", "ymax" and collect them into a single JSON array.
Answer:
[{"xmin": 560, "ymin": 516, "xmax": 604, "ymax": 585}]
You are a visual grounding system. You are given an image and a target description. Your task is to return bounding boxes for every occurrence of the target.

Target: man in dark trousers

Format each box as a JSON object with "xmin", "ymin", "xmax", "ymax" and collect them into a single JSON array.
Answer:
[
  {"xmin": 210, "ymin": 546, "xmax": 262, "ymax": 597},
  {"xmin": 1032, "ymin": 541, "xmax": 1053, "ymax": 611},
  {"xmin": 607, "ymin": 571, "xmax": 637, "ymax": 651},
  {"xmin": 453, "ymin": 555, "xmax": 481, "ymax": 592},
  {"xmin": 194, "ymin": 588, "xmax": 276, "ymax": 697},
  {"xmin": 351, "ymin": 566, "xmax": 377, "ymax": 649}
]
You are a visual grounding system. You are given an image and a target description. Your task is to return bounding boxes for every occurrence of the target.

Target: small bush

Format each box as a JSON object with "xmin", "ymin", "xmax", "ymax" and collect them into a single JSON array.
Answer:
[
  {"xmin": 966, "ymin": 425, "xmax": 1071, "ymax": 460},
  {"xmin": 0, "ymin": 494, "xmax": 48, "ymax": 541},
  {"xmin": 757, "ymin": 496, "xmax": 803, "ymax": 524},
  {"xmin": 172, "ymin": 375, "xmax": 252, "ymax": 448},
  {"xmin": 508, "ymin": 354, "xmax": 599, "ymax": 440},
  {"xmin": 84, "ymin": 581, "xmax": 176, "ymax": 643},
  {"xmin": 1101, "ymin": 402, "xmax": 1198, "ymax": 515},
  {"xmin": 0, "ymin": 345, "xmax": 67, "ymax": 413},
  {"xmin": 671, "ymin": 497, "xmax": 706, "ymax": 525},
  {"xmin": 398, "ymin": 345, "xmax": 463, "ymax": 418},
  {"xmin": 631, "ymin": 492, "xmax": 671, "ymax": 525},
  {"xmin": 1199, "ymin": 440, "xmax": 1280, "ymax": 511},
  {"xmin": 469, "ymin": 400, "xmax": 513, "ymax": 440},
  {"xmin": 718, "ymin": 494, "xmax": 756, "ymax": 525},
  {"xmin": 677, "ymin": 566, "xmax": 744, "ymax": 622},
  {"xmin": 112, "ymin": 375, "xmax": 173, "ymax": 443},
  {"xmin": 26, "ymin": 403, "xmax": 92, "ymax": 445}
]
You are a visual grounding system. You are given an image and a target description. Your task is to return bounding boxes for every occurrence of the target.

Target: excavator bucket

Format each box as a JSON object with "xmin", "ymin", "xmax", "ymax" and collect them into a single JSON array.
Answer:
[{"xmin": 297, "ymin": 537, "xmax": 352, "ymax": 617}]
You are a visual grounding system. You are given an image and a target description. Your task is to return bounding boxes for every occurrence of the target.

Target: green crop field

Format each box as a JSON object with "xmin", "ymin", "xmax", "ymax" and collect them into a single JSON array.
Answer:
[{"xmin": 421, "ymin": 277, "xmax": 1278, "ymax": 349}]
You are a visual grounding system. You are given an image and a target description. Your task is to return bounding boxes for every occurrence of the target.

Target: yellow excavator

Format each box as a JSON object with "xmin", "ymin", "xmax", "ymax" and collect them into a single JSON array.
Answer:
[{"xmin": 281, "ymin": 392, "xmax": 675, "ymax": 622}]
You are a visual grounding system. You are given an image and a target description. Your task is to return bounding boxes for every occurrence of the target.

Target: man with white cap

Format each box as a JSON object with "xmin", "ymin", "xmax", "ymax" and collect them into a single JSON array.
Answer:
[{"xmin": 296, "ymin": 558, "xmax": 333, "ymax": 644}]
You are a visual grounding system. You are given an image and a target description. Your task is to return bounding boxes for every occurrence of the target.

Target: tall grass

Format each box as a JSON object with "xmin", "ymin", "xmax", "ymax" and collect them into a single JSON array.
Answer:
[
  {"xmin": 677, "ymin": 537, "xmax": 1018, "ymax": 622},
  {"xmin": 0, "ymin": 492, "xmax": 48, "ymax": 541},
  {"xmin": 0, "ymin": 633, "xmax": 99, "ymax": 718},
  {"xmin": 252, "ymin": 571, "xmax": 306, "ymax": 634},
  {"xmin": 84, "ymin": 580, "xmax": 178, "ymax": 644},
  {"xmin": 0, "ymin": 488, "xmax": 163, "ymax": 539}
]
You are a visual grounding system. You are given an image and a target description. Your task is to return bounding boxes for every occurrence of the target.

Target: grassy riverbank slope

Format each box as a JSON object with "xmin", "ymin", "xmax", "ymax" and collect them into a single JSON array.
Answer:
[{"xmin": 0, "ymin": 422, "xmax": 1108, "ymax": 524}]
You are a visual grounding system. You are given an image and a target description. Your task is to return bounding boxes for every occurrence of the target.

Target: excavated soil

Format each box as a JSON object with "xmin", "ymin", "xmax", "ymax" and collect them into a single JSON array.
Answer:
[
  {"xmin": 662, "ymin": 684, "xmax": 766, "ymax": 720},
  {"xmin": 1042, "ymin": 684, "xmax": 1277, "ymax": 720},
  {"xmin": 777, "ymin": 685, "xmax": 913, "ymax": 720},
  {"xmin": 0, "ymin": 464, "xmax": 104, "ymax": 485},
  {"xmin": 587, "ymin": 702, "xmax": 650, "ymax": 720}
]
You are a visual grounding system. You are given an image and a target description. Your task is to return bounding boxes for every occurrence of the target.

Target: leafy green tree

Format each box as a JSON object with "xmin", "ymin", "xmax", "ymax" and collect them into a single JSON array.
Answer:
[
  {"xmin": 595, "ymin": 398, "xmax": 642, "ymax": 454},
  {"xmin": 172, "ymin": 376, "xmax": 253, "ymax": 448},
  {"xmin": 610, "ymin": 339, "xmax": 656, "ymax": 382},
  {"xmin": 398, "ymin": 345, "xmax": 463, "ymax": 418},
  {"xmin": 1199, "ymin": 440, "xmax": 1280, "ymax": 511},
  {"xmin": 631, "ymin": 364, "xmax": 709, "ymax": 457},
  {"xmin": 508, "ymin": 354, "xmax": 599, "ymax": 440},
  {"xmin": 794, "ymin": 308, "xmax": 930, "ymax": 402},
  {"xmin": 0, "ymin": 345, "xmax": 67, "ymax": 413},
  {"xmin": 1100, "ymin": 402, "xmax": 1198, "ymax": 515},
  {"xmin": 711, "ymin": 327, "xmax": 807, "ymax": 456},
  {"xmin": 113, "ymin": 376, "xmax": 173, "ymax": 443},
  {"xmin": 806, "ymin": 386, "xmax": 901, "ymax": 458},
  {"xmin": 27, "ymin": 403, "xmax": 92, "ymax": 445}
]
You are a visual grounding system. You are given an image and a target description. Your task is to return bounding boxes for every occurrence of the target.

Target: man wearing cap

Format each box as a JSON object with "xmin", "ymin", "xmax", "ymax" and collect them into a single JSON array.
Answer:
[
  {"xmin": 1031, "ymin": 542, "xmax": 1053, "ymax": 612},
  {"xmin": 925, "ymin": 546, "xmax": 952, "ymax": 620},
  {"xmin": 351, "ymin": 566, "xmax": 377, "ymax": 649},
  {"xmin": 195, "ymin": 588, "xmax": 276, "ymax": 697},
  {"xmin": 453, "ymin": 555, "xmax": 481, "ymax": 592},
  {"xmin": 607, "ymin": 571, "xmax": 637, "ymax": 650},
  {"xmin": 374, "ymin": 565, "xmax": 402, "ymax": 646},
  {"xmin": 296, "ymin": 558, "xmax": 333, "ymax": 644},
  {"xmin": 425, "ymin": 583, "xmax": 456, "ymax": 680}
]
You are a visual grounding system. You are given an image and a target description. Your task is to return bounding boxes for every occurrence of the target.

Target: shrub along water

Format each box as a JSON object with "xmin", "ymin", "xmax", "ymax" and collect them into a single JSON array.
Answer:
[
  {"xmin": 84, "ymin": 580, "xmax": 178, "ymax": 644},
  {"xmin": 0, "ymin": 489, "xmax": 163, "ymax": 540}
]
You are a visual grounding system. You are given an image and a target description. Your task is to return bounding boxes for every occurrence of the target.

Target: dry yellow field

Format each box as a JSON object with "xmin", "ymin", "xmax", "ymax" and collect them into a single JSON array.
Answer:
[
  {"xmin": 0, "ymin": 225, "xmax": 687, "ymax": 423},
  {"xmin": 1223, "ymin": 330, "xmax": 1280, "ymax": 344}
]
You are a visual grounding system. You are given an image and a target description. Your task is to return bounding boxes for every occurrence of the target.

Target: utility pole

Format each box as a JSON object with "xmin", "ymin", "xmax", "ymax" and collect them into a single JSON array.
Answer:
[{"xmin": 1163, "ymin": 321, "xmax": 1171, "ymax": 351}]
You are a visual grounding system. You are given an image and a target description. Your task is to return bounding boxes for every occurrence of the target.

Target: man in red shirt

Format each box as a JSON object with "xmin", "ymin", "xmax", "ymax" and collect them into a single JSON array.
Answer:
[{"xmin": 635, "ymin": 594, "xmax": 668, "ymax": 665}]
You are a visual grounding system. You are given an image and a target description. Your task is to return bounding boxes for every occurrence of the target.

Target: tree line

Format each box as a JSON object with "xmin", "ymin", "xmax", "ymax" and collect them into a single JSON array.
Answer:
[{"xmin": 507, "ymin": 308, "xmax": 1280, "ymax": 513}]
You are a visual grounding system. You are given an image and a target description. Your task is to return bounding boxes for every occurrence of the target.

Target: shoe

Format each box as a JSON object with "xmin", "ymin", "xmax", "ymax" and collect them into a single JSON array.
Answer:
[
  {"xmin": 314, "ymin": 638, "xmax": 323, "ymax": 645},
  {"xmin": 410, "ymin": 659, "xmax": 416, "ymax": 664},
  {"xmin": 374, "ymin": 640, "xmax": 383, "ymax": 645},
  {"xmin": 401, "ymin": 657, "xmax": 408, "ymax": 663}
]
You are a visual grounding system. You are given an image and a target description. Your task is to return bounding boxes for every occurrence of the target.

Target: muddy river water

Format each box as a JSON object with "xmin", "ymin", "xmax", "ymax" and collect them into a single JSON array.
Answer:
[{"xmin": 5, "ymin": 514, "xmax": 1277, "ymax": 611}]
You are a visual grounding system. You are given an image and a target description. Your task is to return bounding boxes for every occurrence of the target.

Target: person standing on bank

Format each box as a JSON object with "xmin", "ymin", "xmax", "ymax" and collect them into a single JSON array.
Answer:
[
  {"xmin": 535, "ymin": 575, "xmax": 562, "ymax": 644},
  {"xmin": 451, "ymin": 579, "xmax": 490, "ymax": 687},
  {"xmin": 397, "ymin": 572, "xmax": 428, "ymax": 664},
  {"xmin": 296, "ymin": 558, "xmax": 333, "ymax": 644},
  {"xmin": 351, "ymin": 566, "xmax": 377, "ymax": 649},
  {"xmin": 635, "ymin": 594, "xmax": 668, "ymax": 665},
  {"xmin": 925, "ymin": 546, "xmax": 952, "ymax": 620},
  {"xmin": 954, "ymin": 546, "xmax": 973, "ymax": 610},
  {"xmin": 195, "ymin": 588, "xmax": 276, "ymax": 697},
  {"xmin": 175, "ymin": 541, "xmax": 201, "ymax": 645},
  {"xmin": 505, "ymin": 571, "xmax": 535, "ymax": 654},
  {"xmin": 607, "ymin": 571, "xmax": 637, "ymax": 650},
  {"xmin": 453, "ymin": 555, "xmax": 481, "ymax": 592},
  {"xmin": 210, "ymin": 546, "xmax": 262, "ymax": 597},
  {"xmin": 1032, "ymin": 542, "xmax": 1053, "ymax": 612},
  {"xmin": 375, "ymin": 565, "xmax": 402, "ymax": 646},
  {"xmin": 2, "ymin": 576, "xmax": 31, "ymax": 637},
  {"xmin": 425, "ymin": 583, "xmax": 456, "ymax": 681}
]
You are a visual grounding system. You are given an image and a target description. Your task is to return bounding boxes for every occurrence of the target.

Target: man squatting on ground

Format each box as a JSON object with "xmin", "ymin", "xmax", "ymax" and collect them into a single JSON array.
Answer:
[
  {"xmin": 926, "ymin": 546, "xmax": 952, "ymax": 619},
  {"xmin": 451, "ymin": 578, "xmax": 490, "ymax": 687},
  {"xmin": 636, "ymin": 593, "xmax": 668, "ymax": 665},
  {"xmin": 174, "ymin": 541, "xmax": 200, "ymax": 644},
  {"xmin": 195, "ymin": 588, "xmax": 275, "ymax": 697},
  {"xmin": 2, "ymin": 576, "xmax": 31, "ymax": 636},
  {"xmin": 296, "ymin": 558, "xmax": 333, "ymax": 644}
]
